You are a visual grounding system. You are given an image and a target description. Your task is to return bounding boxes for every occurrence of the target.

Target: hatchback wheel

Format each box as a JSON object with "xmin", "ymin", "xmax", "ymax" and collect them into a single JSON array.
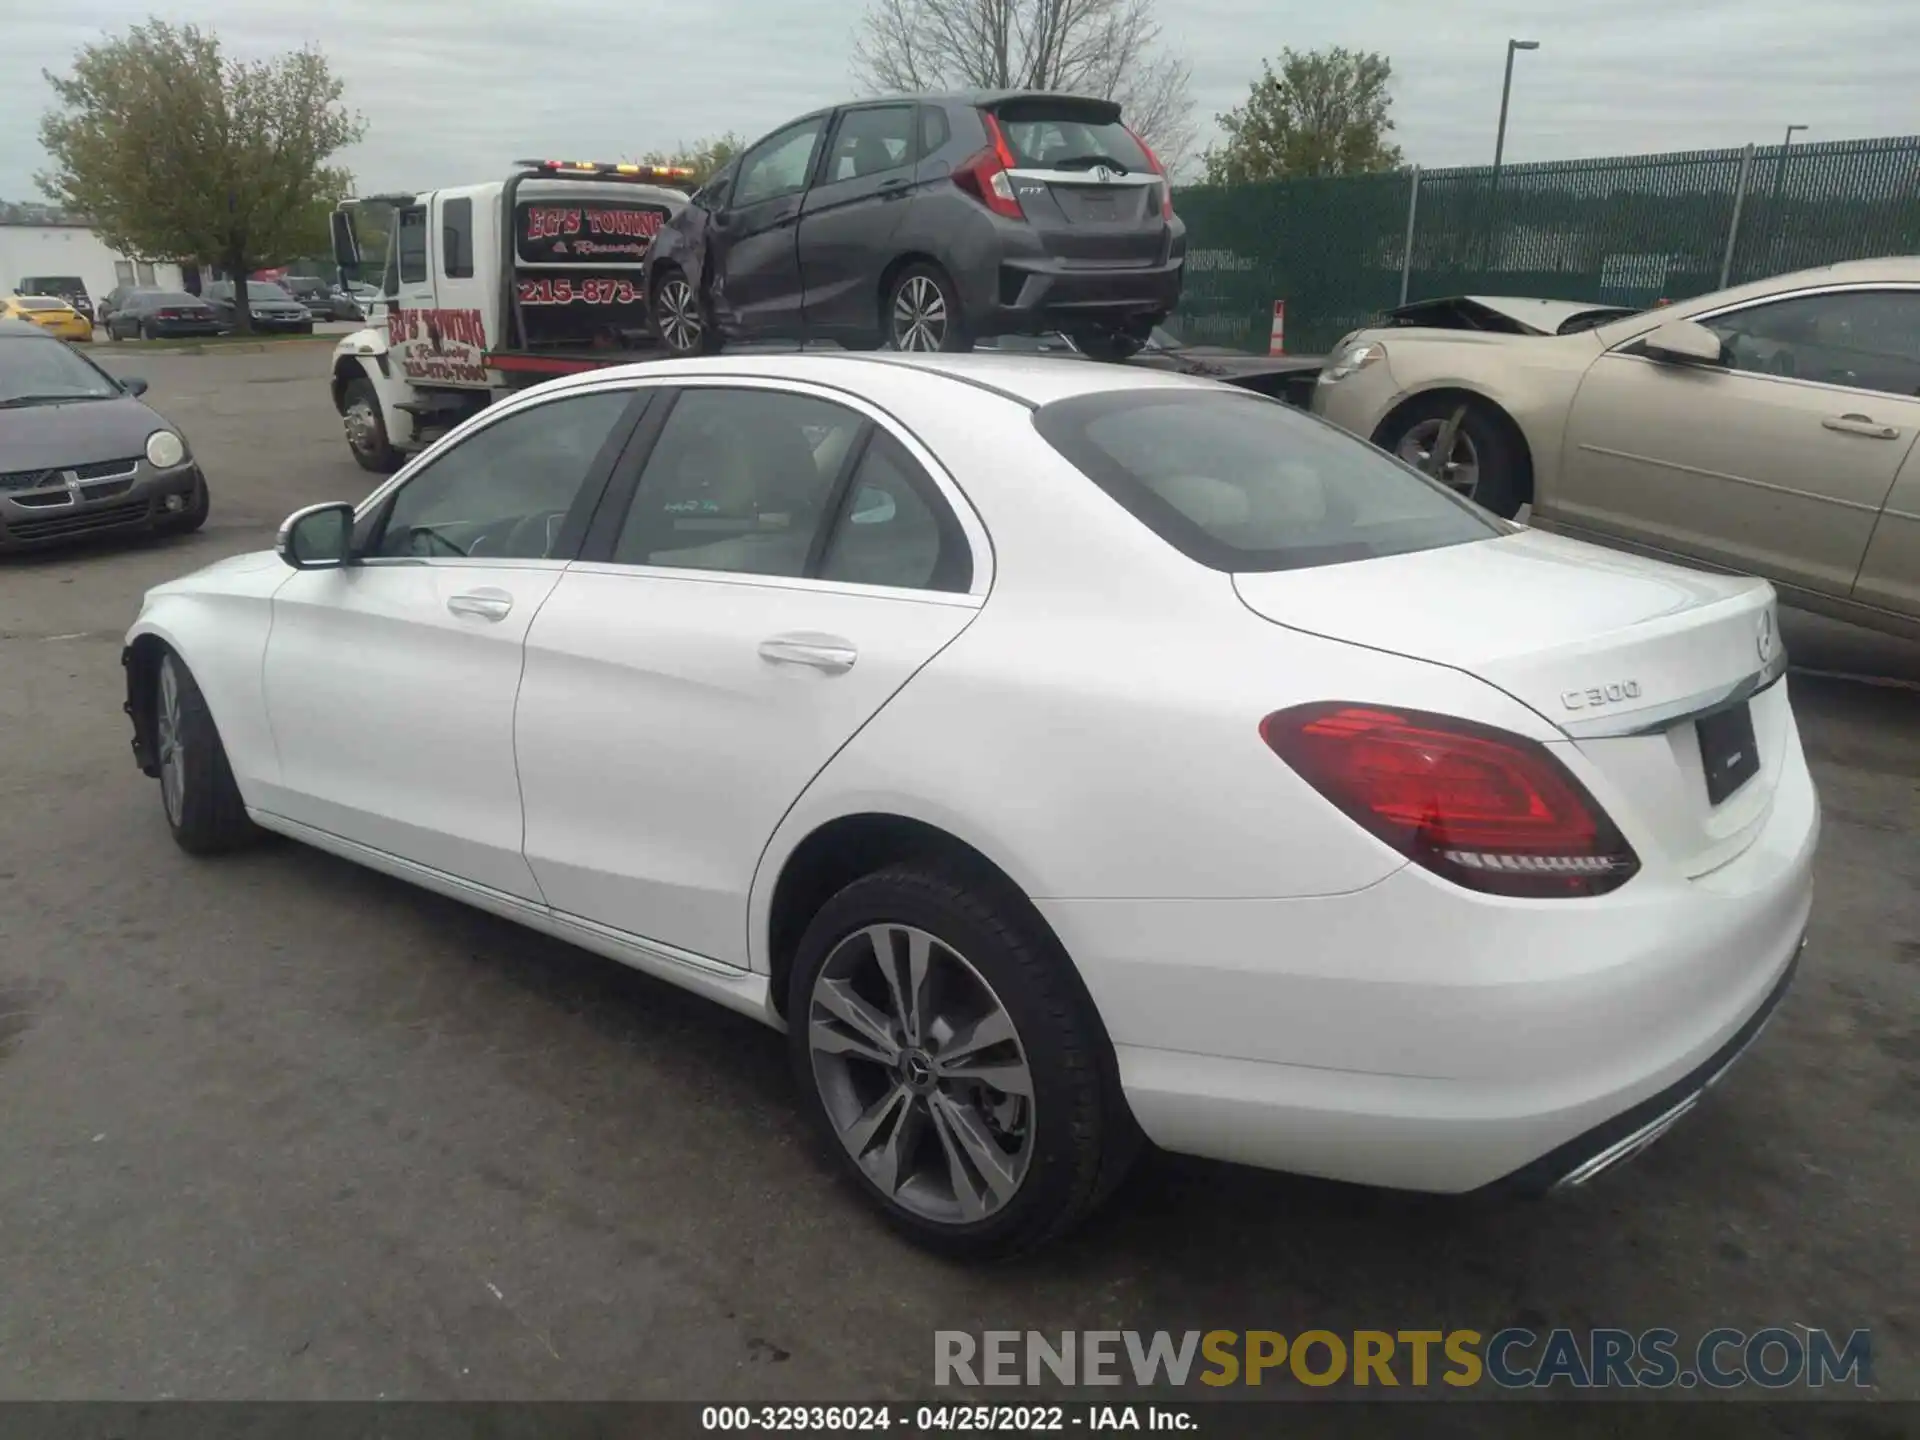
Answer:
[
  {"xmin": 789, "ymin": 863, "xmax": 1130, "ymax": 1257},
  {"xmin": 652, "ymin": 268, "xmax": 719, "ymax": 355},
  {"xmin": 886, "ymin": 264, "xmax": 972, "ymax": 353},
  {"xmin": 154, "ymin": 652, "xmax": 259, "ymax": 855}
]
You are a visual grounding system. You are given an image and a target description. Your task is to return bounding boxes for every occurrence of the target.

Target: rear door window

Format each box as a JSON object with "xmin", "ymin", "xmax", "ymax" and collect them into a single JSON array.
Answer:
[
  {"xmin": 823, "ymin": 106, "xmax": 915, "ymax": 182},
  {"xmin": 1033, "ymin": 390, "xmax": 1502, "ymax": 573}
]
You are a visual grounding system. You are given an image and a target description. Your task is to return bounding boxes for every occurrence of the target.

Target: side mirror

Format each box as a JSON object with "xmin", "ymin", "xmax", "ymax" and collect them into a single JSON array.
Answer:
[
  {"xmin": 120, "ymin": 376, "xmax": 149, "ymax": 396},
  {"xmin": 330, "ymin": 209, "xmax": 362, "ymax": 280},
  {"xmin": 1641, "ymin": 319, "xmax": 1724, "ymax": 366},
  {"xmin": 276, "ymin": 501, "xmax": 357, "ymax": 570}
]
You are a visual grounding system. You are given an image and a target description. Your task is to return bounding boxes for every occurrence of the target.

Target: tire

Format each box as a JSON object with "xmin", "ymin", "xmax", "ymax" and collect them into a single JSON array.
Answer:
[
  {"xmin": 154, "ymin": 651, "xmax": 259, "ymax": 855},
  {"xmin": 1382, "ymin": 395, "xmax": 1527, "ymax": 519},
  {"xmin": 651, "ymin": 266, "xmax": 719, "ymax": 356},
  {"xmin": 787, "ymin": 862, "xmax": 1130, "ymax": 1258},
  {"xmin": 341, "ymin": 375, "xmax": 402, "ymax": 474},
  {"xmin": 884, "ymin": 262, "xmax": 973, "ymax": 352}
]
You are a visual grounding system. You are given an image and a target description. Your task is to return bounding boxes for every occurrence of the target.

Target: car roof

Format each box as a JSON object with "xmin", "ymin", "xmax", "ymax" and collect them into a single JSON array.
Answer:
[{"xmin": 559, "ymin": 350, "xmax": 1221, "ymax": 409}]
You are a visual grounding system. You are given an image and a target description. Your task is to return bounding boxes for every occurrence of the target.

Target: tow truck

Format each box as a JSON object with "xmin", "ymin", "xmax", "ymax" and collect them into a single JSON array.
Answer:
[{"xmin": 325, "ymin": 159, "xmax": 695, "ymax": 472}]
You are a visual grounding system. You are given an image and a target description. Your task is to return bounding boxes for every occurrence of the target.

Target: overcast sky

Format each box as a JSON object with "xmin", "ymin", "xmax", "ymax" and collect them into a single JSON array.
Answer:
[{"xmin": 4, "ymin": 0, "xmax": 1915, "ymax": 199}]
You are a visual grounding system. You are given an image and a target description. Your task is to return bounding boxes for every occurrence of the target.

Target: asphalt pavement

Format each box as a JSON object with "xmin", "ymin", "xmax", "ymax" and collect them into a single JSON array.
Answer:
[{"xmin": 0, "ymin": 347, "xmax": 1914, "ymax": 1402}]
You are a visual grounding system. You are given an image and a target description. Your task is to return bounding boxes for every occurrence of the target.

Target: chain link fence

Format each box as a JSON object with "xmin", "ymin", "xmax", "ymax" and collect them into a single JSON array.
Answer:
[{"xmin": 1172, "ymin": 135, "xmax": 1920, "ymax": 356}]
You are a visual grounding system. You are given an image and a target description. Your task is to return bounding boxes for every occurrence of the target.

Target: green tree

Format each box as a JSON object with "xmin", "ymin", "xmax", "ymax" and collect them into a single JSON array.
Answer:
[
  {"xmin": 37, "ymin": 21, "xmax": 364, "ymax": 333},
  {"xmin": 1203, "ymin": 48, "xmax": 1404, "ymax": 186},
  {"xmin": 640, "ymin": 134, "xmax": 746, "ymax": 186}
]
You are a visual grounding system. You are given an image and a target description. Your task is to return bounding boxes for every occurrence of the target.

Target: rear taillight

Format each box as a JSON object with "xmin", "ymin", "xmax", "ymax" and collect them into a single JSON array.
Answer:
[
  {"xmin": 955, "ymin": 111, "xmax": 1025, "ymax": 220},
  {"xmin": 1260, "ymin": 703, "xmax": 1640, "ymax": 898},
  {"xmin": 1125, "ymin": 125, "xmax": 1174, "ymax": 221},
  {"xmin": 158, "ymin": 308, "xmax": 183, "ymax": 319}
]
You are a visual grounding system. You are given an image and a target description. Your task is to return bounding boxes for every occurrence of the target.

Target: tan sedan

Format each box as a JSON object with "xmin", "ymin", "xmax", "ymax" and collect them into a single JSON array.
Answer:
[{"xmin": 1311, "ymin": 258, "xmax": 1920, "ymax": 641}]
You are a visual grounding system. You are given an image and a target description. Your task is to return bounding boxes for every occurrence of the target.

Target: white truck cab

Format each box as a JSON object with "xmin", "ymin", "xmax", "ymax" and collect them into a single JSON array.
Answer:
[{"xmin": 326, "ymin": 159, "xmax": 693, "ymax": 472}]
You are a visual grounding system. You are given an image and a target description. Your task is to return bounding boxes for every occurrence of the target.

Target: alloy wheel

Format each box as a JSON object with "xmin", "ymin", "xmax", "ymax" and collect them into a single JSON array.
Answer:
[
  {"xmin": 891, "ymin": 276, "xmax": 949, "ymax": 352},
  {"xmin": 157, "ymin": 657, "xmax": 186, "ymax": 826},
  {"xmin": 657, "ymin": 277, "xmax": 702, "ymax": 352},
  {"xmin": 807, "ymin": 923, "xmax": 1034, "ymax": 1225},
  {"xmin": 1396, "ymin": 419, "xmax": 1481, "ymax": 498}
]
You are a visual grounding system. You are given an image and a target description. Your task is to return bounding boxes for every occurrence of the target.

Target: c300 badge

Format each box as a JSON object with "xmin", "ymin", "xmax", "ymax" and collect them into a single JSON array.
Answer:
[{"xmin": 1562, "ymin": 680, "xmax": 1643, "ymax": 711}]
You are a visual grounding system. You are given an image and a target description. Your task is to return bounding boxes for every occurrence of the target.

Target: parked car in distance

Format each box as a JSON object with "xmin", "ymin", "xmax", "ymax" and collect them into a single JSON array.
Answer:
[
  {"xmin": 0, "ymin": 317, "xmax": 208, "ymax": 550},
  {"xmin": 122, "ymin": 352, "xmax": 1813, "ymax": 1256},
  {"xmin": 99, "ymin": 284, "xmax": 164, "ymax": 333},
  {"xmin": 281, "ymin": 274, "xmax": 364, "ymax": 322},
  {"xmin": 647, "ymin": 91, "xmax": 1184, "ymax": 358},
  {"xmin": 1, "ymin": 293, "xmax": 93, "ymax": 342},
  {"xmin": 17, "ymin": 275, "xmax": 95, "ymax": 323},
  {"xmin": 203, "ymin": 280, "xmax": 314, "ymax": 333},
  {"xmin": 105, "ymin": 290, "xmax": 226, "ymax": 341},
  {"xmin": 1312, "ymin": 257, "xmax": 1920, "ymax": 640}
]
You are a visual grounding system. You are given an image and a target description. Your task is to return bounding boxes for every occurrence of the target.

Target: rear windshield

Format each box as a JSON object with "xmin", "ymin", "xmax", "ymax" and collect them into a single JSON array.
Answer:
[
  {"xmin": 143, "ymin": 293, "xmax": 200, "ymax": 306},
  {"xmin": 14, "ymin": 297, "xmax": 69, "ymax": 311},
  {"xmin": 990, "ymin": 103, "xmax": 1150, "ymax": 173},
  {"xmin": 1033, "ymin": 389, "xmax": 1503, "ymax": 573},
  {"xmin": 22, "ymin": 277, "xmax": 85, "ymax": 293}
]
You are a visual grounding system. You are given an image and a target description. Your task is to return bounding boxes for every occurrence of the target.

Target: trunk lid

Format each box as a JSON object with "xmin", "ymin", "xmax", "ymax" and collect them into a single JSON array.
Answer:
[
  {"xmin": 985, "ymin": 96, "xmax": 1169, "ymax": 267},
  {"xmin": 1233, "ymin": 530, "xmax": 1790, "ymax": 878}
]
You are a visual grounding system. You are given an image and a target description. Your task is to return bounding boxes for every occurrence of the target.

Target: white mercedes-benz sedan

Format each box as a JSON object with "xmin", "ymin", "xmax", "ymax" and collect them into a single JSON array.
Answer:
[{"xmin": 122, "ymin": 352, "xmax": 1817, "ymax": 1257}]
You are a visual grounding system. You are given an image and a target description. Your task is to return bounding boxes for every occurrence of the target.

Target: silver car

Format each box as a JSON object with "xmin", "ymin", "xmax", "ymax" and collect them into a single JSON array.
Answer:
[{"xmin": 1313, "ymin": 258, "xmax": 1920, "ymax": 641}]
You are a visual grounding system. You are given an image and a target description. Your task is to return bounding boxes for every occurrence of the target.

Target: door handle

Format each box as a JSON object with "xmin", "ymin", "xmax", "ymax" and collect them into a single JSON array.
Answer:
[
  {"xmin": 447, "ymin": 589, "xmax": 513, "ymax": 622},
  {"xmin": 879, "ymin": 177, "xmax": 911, "ymax": 199},
  {"xmin": 1822, "ymin": 413, "xmax": 1902, "ymax": 440},
  {"xmin": 758, "ymin": 633, "xmax": 857, "ymax": 672}
]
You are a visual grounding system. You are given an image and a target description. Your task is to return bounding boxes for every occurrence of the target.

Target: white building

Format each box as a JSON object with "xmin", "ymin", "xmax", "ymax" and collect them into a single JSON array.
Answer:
[{"xmin": 0, "ymin": 221, "xmax": 186, "ymax": 304}]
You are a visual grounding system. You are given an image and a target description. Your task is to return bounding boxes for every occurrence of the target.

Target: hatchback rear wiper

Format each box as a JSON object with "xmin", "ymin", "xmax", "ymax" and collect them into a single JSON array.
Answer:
[{"xmin": 1047, "ymin": 154, "xmax": 1131, "ymax": 174}]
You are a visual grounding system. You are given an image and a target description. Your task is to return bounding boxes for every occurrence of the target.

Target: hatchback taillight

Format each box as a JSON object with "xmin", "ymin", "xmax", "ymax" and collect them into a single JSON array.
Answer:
[
  {"xmin": 1124, "ymin": 125, "xmax": 1174, "ymax": 221},
  {"xmin": 955, "ymin": 111, "xmax": 1025, "ymax": 220},
  {"xmin": 1260, "ymin": 703, "xmax": 1639, "ymax": 898}
]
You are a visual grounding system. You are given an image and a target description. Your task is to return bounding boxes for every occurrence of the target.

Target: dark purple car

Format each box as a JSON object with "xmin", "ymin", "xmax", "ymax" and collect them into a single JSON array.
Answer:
[{"xmin": 645, "ymin": 91, "xmax": 1186, "ymax": 359}]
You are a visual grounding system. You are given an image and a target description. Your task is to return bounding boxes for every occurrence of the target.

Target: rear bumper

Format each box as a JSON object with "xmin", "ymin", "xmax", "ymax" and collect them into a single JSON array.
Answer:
[
  {"xmin": 985, "ymin": 256, "xmax": 1184, "ymax": 333},
  {"xmin": 1040, "ymin": 729, "xmax": 1820, "ymax": 1193},
  {"xmin": 0, "ymin": 462, "xmax": 205, "ymax": 552}
]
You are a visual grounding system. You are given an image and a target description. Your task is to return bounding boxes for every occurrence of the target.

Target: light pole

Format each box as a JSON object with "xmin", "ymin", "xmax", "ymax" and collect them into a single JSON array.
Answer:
[
  {"xmin": 1488, "ymin": 39, "xmax": 1539, "ymax": 270},
  {"xmin": 1767, "ymin": 125, "xmax": 1807, "ymax": 271},
  {"xmin": 1492, "ymin": 39, "xmax": 1541, "ymax": 176}
]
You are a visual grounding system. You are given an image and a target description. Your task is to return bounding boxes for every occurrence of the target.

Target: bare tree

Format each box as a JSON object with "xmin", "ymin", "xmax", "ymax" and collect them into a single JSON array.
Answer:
[{"xmin": 853, "ymin": 0, "xmax": 1196, "ymax": 175}]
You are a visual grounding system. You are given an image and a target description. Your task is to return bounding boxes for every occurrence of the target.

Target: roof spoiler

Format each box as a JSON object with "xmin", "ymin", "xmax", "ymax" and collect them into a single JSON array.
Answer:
[{"xmin": 976, "ymin": 93, "xmax": 1122, "ymax": 126}]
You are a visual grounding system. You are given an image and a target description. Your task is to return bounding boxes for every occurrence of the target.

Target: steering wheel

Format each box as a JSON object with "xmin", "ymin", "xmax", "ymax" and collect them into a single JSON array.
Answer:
[
  {"xmin": 498, "ymin": 511, "xmax": 560, "ymax": 559},
  {"xmin": 403, "ymin": 525, "xmax": 467, "ymax": 558}
]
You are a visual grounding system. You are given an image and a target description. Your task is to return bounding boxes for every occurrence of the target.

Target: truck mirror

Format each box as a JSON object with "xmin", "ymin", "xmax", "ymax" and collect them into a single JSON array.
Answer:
[{"xmin": 330, "ymin": 209, "xmax": 362, "ymax": 281}]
